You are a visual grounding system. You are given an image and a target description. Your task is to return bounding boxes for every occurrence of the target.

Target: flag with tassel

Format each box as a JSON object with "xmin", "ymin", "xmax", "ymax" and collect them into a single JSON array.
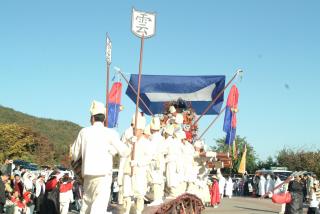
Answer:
[{"xmin": 223, "ymin": 85, "xmax": 239, "ymax": 145}]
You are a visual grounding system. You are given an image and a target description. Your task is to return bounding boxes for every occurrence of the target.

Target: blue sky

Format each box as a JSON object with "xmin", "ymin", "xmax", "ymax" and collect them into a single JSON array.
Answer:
[{"xmin": 1, "ymin": 0, "xmax": 319, "ymax": 160}]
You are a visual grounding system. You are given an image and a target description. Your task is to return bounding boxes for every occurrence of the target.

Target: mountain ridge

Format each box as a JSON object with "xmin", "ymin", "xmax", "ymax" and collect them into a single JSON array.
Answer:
[{"xmin": 0, "ymin": 105, "xmax": 82, "ymax": 162}]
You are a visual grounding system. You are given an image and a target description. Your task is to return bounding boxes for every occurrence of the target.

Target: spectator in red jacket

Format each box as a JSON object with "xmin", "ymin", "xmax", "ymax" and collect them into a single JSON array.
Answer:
[{"xmin": 210, "ymin": 175, "xmax": 221, "ymax": 208}]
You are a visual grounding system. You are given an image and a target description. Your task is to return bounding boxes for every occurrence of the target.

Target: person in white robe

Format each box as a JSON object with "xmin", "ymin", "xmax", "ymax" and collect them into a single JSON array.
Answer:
[
  {"xmin": 131, "ymin": 123, "xmax": 152, "ymax": 214},
  {"xmin": 258, "ymin": 174, "xmax": 266, "ymax": 197},
  {"xmin": 274, "ymin": 176, "xmax": 283, "ymax": 194},
  {"xmin": 218, "ymin": 174, "xmax": 226, "ymax": 199},
  {"xmin": 225, "ymin": 176, "xmax": 233, "ymax": 198},
  {"xmin": 193, "ymin": 140, "xmax": 216, "ymax": 205},
  {"xmin": 148, "ymin": 117, "xmax": 167, "ymax": 206},
  {"xmin": 71, "ymin": 100, "xmax": 130, "ymax": 214},
  {"xmin": 120, "ymin": 112, "xmax": 147, "ymax": 214},
  {"xmin": 265, "ymin": 174, "xmax": 275, "ymax": 195},
  {"xmin": 118, "ymin": 124, "xmax": 134, "ymax": 206},
  {"xmin": 165, "ymin": 125, "xmax": 183, "ymax": 199}
]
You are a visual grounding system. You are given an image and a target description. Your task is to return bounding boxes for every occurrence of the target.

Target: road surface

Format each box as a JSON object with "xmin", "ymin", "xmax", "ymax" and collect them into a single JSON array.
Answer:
[{"xmin": 69, "ymin": 196, "xmax": 308, "ymax": 213}]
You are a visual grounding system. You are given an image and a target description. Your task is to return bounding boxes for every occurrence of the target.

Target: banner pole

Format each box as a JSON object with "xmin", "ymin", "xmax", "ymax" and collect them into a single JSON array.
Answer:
[
  {"xmin": 105, "ymin": 63, "xmax": 110, "ymax": 127},
  {"xmin": 132, "ymin": 35, "xmax": 145, "ymax": 176},
  {"xmin": 117, "ymin": 70, "xmax": 154, "ymax": 116},
  {"xmin": 198, "ymin": 106, "xmax": 226, "ymax": 139}
]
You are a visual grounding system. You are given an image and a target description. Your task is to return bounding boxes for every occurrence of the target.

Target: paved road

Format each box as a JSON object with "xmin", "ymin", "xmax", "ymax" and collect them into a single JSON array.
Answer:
[
  {"xmin": 69, "ymin": 197, "xmax": 308, "ymax": 213},
  {"xmin": 203, "ymin": 197, "xmax": 308, "ymax": 214}
]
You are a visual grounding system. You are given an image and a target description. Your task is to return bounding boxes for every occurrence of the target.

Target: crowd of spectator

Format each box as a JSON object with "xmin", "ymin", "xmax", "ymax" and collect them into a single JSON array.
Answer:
[{"xmin": 0, "ymin": 159, "xmax": 81, "ymax": 214}]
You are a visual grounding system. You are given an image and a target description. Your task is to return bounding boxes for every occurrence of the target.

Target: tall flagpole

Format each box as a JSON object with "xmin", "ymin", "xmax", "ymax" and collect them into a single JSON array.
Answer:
[
  {"xmin": 131, "ymin": 8, "xmax": 156, "ymax": 176},
  {"xmin": 132, "ymin": 35, "xmax": 145, "ymax": 176},
  {"xmin": 133, "ymin": 35, "xmax": 145, "ymax": 136},
  {"xmin": 106, "ymin": 63, "xmax": 110, "ymax": 127},
  {"xmin": 198, "ymin": 106, "xmax": 226, "ymax": 139},
  {"xmin": 105, "ymin": 34, "xmax": 112, "ymax": 127},
  {"xmin": 116, "ymin": 68, "xmax": 154, "ymax": 116}
]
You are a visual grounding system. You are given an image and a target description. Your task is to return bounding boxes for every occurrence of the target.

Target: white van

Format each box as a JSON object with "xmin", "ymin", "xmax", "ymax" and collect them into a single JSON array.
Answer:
[{"xmin": 256, "ymin": 168, "xmax": 292, "ymax": 181}]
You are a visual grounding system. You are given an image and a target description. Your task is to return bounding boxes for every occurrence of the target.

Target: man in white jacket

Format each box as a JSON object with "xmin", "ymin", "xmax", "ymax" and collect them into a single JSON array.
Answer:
[
  {"xmin": 148, "ymin": 117, "xmax": 166, "ymax": 206},
  {"xmin": 71, "ymin": 100, "xmax": 130, "ymax": 214},
  {"xmin": 165, "ymin": 127, "xmax": 184, "ymax": 198},
  {"xmin": 121, "ymin": 112, "xmax": 148, "ymax": 214}
]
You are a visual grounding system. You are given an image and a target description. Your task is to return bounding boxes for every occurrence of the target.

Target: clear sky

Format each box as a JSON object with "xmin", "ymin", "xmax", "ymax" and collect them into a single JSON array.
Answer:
[{"xmin": 1, "ymin": 0, "xmax": 319, "ymax": 160}]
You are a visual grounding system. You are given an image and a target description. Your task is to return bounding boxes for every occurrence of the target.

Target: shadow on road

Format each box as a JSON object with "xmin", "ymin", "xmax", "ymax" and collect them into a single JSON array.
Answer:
[{"xmin": 234, "ymin": 206, "xmax": 278, "ymax": 213}]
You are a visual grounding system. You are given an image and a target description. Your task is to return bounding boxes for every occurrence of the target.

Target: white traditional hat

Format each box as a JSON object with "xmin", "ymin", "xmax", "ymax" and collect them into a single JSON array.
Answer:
[
  {"xmin": 174, "ymin": 130, "xmax": 186, "ymax": 140},
  {"xmin": 175, "ymin": 113, "xmax": 184, "ymax": 124},
  {"xmin": 90, "ymin": 100, "xmax": 106, "ymax": 116},
  {"xmin": 164, "ymin": 125, "xmax": 175, "ymax": 136},
  {"xmin": 169, "ymin": 106, "xmax": 176, "ymax": 114},
  {"xmin": 144, "ymin": 124, "xmax": 151, "ymax": 136},
  {"xmin": 150, "ymin": 116, "xmax": 161, "ymax": 130},
  {"xmin": 131, "ymin": 112, "xmax": 146, "ymax": 130}
]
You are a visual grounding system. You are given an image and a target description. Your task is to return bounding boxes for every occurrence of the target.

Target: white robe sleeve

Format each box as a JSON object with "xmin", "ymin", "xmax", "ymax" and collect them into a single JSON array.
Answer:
[
  {"xmin": 110, "ymin": 131, "xmax": 130, "ymax": 158},
  {"xmin": 71, "ymin": 129, "xmax": 83, "ymax": 162}
]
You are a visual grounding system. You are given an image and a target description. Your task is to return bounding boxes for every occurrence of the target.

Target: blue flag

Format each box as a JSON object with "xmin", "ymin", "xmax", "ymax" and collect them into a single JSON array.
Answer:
[{"xmin": 125, "ymin": 74, "xmax": 226, "ymax": 115}]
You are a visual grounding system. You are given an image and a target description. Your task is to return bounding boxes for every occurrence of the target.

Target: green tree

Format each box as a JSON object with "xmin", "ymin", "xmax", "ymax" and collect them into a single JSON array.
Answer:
[
  {"xmin": 211, "ymin": 135, "xmax": 258, "ymax": 174},
  {"xmin": 277, "ymin": 148, "xmax": 320, "ymax": 177},
  {"xmin": 0, "ymin": 123, "xmax": 54, "ymax": 165},
  {"xmin": 256, "ymin": 156, "xmax": 278, "ymax": 170}
]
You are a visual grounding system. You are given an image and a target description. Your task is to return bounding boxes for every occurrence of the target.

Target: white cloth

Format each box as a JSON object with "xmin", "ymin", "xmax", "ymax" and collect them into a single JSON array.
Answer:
[
  {"xmin": 149, "ymin": 132, "xmax": 166, "ymax": 184},
  {"xmin": 218, "ymin": 176, "xmax": 226, "ymax": 195},
  {"xmin": 310, "ymin": 192, "xmax": 320, "ymax": 208},
  {"xmin": 265, "ymin": 175, "xmax": 274, "ymax": 193},
  {"xmin": 80, "ymin": 175, "xmax": 112, "ymax": 214},
  {"xmin": 60, "ymin": 189, "xmax": 74, "ymax": 203},
  {"xmin": 60, "ymin": 202, "xmax": 70, "ymax": 214},
  {"xmin": 165, "ymin": 137, "xmax": 183, "ymax": 188},
  {"xmin": 274, "ymin": 177, "xmax": 283, "ymax": 194},
  {"xmin": 258, "ymin": 176, "xmax": 266, "ymax": 196},
  {"xmin": 71, "ymin": 122, "xmax": 130, "ymax": 177},
  {"xmin": 181, "ymin": 142, "xmax": 196, "ymax": 183},
  {"xmin": 132, "ymin": 136, "xmax": 152, "ymax": 197},
  {"xmin": 22, "ymin": 173, "xmax": 34, "ymax": 191},
  {"xmin": 225, "ymin": 177, "xmax": 233, "ymax": 197},
  {"xmin": 35, "ymin": 179, "xmax": 45, "ymax": 197}
]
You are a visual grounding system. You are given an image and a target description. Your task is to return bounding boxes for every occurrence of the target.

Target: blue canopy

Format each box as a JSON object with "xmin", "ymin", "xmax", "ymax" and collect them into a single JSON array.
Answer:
[{"xmin": 125, "ymin": 74, "xmax": 226, "ymax": 115}]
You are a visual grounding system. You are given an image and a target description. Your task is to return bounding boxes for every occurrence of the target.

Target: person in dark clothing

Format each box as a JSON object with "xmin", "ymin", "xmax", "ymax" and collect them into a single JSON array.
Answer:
[
  {"xmin": 0, "ymin": 172, "xmax": 10, "ymax": 213},
  {"xmin": 285, "ymin": 176, "xmax": 304, "ymax": 214},
  {"xmin": 40, "ymin": 171, "xmax": 62, "ymax": 214},
  {"xmin": 12, "ymin": 174, "xmax": 24, "ymax": 197}
]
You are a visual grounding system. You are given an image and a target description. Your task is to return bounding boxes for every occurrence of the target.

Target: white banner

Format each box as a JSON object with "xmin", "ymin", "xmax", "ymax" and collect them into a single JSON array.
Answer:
[
  {"xmin": 106, "ymin": 35, "xmax": 112, "ymax": 64},
  {"xmin": 131, "ymin": 8, "xmax": 156, "ymax": 38}
]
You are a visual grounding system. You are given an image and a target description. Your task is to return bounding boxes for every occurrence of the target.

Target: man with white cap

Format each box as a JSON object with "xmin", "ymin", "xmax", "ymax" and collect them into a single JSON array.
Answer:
[
  {"xmin": 148, "ymin": 116, "xmax": 166, "ymax": 206},
  {"xmin": 71, "ymin": 100, "xmax": 130, "ymax": 214},
  {"xmin": 193, "ymin": 140, "xmax": 216, "ymax": 204},
  {"xmin": 165, "ymin": 127, "xmax": 184, "ymax": 198},
  {"xmin": 132, "ymin": 112, "xmax": 151, "ymax": 214},
  {"xmin": 118, "ymin": 121, "xmax": 135, "ymax": 206}
]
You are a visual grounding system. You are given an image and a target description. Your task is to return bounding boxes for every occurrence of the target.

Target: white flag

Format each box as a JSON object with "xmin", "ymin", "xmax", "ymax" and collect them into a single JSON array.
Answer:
[
  {"xmin": 131, "ymin": 8, "xmax": 156, "ymax": 38},
  {"xmin": 106, "ymin": 35, "xmax": 112, "ymax": 64}
]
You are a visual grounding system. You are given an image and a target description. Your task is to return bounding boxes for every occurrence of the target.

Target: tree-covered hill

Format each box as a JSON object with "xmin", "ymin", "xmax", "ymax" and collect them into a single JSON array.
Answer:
[{"xmin": 0, "ymin": 105, "xmax": 82, "ymax": 163}]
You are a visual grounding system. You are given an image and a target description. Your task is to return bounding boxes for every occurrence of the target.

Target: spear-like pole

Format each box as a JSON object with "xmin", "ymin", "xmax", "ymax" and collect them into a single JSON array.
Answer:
[
  {"xmin": 132, "ymin": 35, "xmax": 145, "ymax": 176},
  {"xmin": 105, "ymin": 34, "xmax": 112, "ymax": 127},
  {"xmin": 198, "ymin": 106, "xmax": 227, "ymax": 139},
  {"xmin": 115, "ymin": 68, "xmax": 154, "ymax": 116},
  {"xmin": 193, "ymin": 69, "xmax": 243, "ymax": 126}
]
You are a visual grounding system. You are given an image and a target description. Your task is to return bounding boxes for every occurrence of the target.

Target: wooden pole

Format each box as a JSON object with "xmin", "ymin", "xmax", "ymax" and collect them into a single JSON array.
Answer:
[
  {"xmin": 105, "ymin": 63, "xmax": 110, "ymax": 127},
  {"xmin": 117, "ymin": 70, "xmax": 154, "ymax": 116},
  {"xmin": 198, "ymin": 106, "xmax": 226, "ymax": 139},
  {"xmin": 131, "ymin": 35, "xmax": 145, "ymax": 176},
  {"xmin": 193, "ymin": 69, "xmax": 242, "ymax": 126}
]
